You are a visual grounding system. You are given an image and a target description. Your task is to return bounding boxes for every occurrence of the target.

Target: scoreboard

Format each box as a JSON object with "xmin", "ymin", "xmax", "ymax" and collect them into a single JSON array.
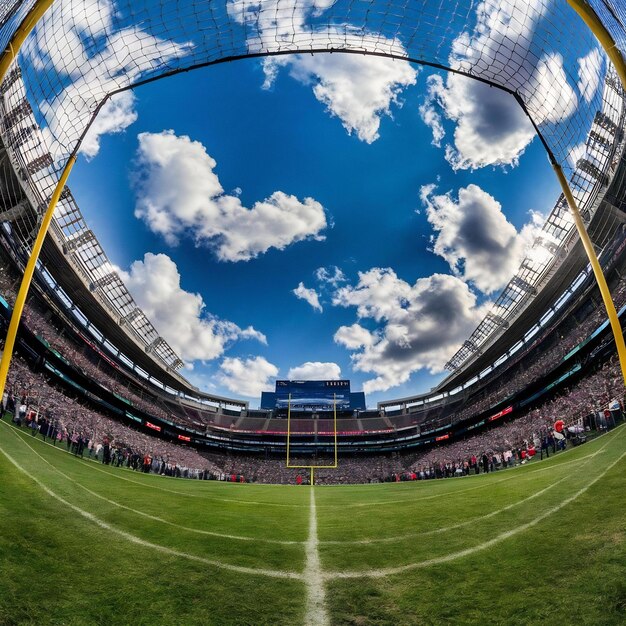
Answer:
[{"xmin": 261, "ymin": 380, "xmax": 366, "ymax": 411}]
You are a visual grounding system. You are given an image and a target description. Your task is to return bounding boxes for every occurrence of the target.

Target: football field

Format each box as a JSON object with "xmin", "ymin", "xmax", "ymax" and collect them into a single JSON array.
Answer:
[{"xmin": 1, "ymin": 417, "xmax": 625, "ymax": 625}]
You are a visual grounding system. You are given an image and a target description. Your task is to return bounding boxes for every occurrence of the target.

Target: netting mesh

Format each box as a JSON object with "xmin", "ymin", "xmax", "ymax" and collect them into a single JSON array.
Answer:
[
  {"xmin": 3, "ymin": 0, "xmax": 612, "ymax": 168},
  {"xmin": 0, "ymin": 0, "xmax": 625, "ymax": 378}
]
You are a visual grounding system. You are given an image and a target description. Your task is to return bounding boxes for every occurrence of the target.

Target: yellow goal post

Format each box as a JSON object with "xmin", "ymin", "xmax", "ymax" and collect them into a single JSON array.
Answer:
[{"xmin": 286, "ymin": 393, "xmax": 338, "ymax": 485}]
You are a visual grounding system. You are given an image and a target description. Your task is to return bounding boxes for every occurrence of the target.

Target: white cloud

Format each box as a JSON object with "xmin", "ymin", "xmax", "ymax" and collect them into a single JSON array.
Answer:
[
  {"xmin": 228, "ymin": 0, "xmax": 416, "ymax": 143},
  {"xmin": 421, "ymin": 0, "xmax": 580, "ymax": 170},
  {"xmin": 26, "ymin": 0, "xmax": 116, "ymax": 77},
  {"xmin": 526, "ymin": 53, "xmax": 578, "ymax": 126},
  {"xmin": 428, "ymin": 0, "xmax": 546, "ymax": 169},
  {"xmin": 218, "ymin": 356, "xmax": 279, "ymax": 398},
  {"xmin": 228, "ymin": 0, "xmax": 332, "ymax": 40},
  {"xmin": 422, "ymin": 73, "xmax": 535, "ymax": 171},
  {"xmin": 315, "ymin": 265, "xmax": 346, "ymax": 287},
  {"xmin": 293, "ymin": 282, "xmax": 323, "ymax": 312},
  {"xmin": 27, "ymin": 0, "xmax": 192, "ymax": 161},
  {"xmin": 333, "ymin": 269, "xmax": 490, "ymax": 393},
  {"xmin": 568, "ymin": 142, "xmax": 587, "ymax": 168},
  {"xmin": 263, "ymin": 52, "xmax": 417, "ymax": 144},
  {"xmin": 418, "ymin": 95, "xmax": 445, "ymax": 148},
  {"xmin": 287, "ymin": 361, "xmax": 341, "ymax": 379},
  {"xmin": 577, "ymin": 48, "xmax": 603, "ymax": 104},
  {"xmin": 453, "ymin": 0, "xmax": 548, "ymax": 75},
  {"xmin": 118, "ymin": 253, "xmax": 265, "ymax": 363},
  {"xmin": 421, "ymin": 183, "xmax": 544, "ymax": 294},
  {"xmin": 133, "ymin": 130, "xmax": 327, "ymax": 261},
  {"xmin": 80, "ymin": 91, "xmax": 138, "ymax": 159},
  {"xmin": 334, "ymin": 323, "xmax": 375, "ymax": 350}
]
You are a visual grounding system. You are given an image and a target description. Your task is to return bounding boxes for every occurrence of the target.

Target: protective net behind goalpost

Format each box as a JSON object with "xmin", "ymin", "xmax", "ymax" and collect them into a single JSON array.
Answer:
[
  {"xmin": 0, "ymin": 1, "xmax": 622, "ymax": 179},
  {"xmin": 0, "ymin": 0, "xmax": 626, "ymax": 383}
]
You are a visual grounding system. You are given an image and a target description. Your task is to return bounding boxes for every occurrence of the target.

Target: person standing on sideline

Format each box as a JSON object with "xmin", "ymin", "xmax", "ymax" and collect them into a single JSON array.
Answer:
[
  {"xmin": 0, "ymin": 390, "xmax": 7, "ymax": 419},
  {"xmin": 17, "ymin": 401, "xmax": 26, "ymax": 427}
]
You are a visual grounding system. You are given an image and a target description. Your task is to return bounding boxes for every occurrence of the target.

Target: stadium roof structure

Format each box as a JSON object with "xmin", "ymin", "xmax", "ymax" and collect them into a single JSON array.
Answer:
[{"xmin": 1, "ymin": 0, "xmax": 626, "ymax": 407}]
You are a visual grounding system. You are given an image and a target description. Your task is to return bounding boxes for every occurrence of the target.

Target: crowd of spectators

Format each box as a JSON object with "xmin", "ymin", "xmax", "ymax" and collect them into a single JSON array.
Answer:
[
  {"xmin": 1, "ymin": 249, "xmax": 626, "ymax": 485},
  {"xmin": 0, "ymin": 257, "xmax": 215, "ymax": 429},
  {"xmin": 2, "ymin": 325, "xmax": 624, "ymax": 484},
  {"xmin": 5, "ymin": 254, "xmax": 626, "ymax": 442},
  {"xmin": 442, "ymin": 278, "xmax": 626, "ymax": 427},
  {"xmin": 3, "ymin": 354, "xmax": 222, "ymax": 479},
  {"xmin": 198, "ymin": 355, "xmax": 624, "ymax": 484},
  {"xmin": 21, "ymin": 304, "xmax": 195, "ymax": 426}
]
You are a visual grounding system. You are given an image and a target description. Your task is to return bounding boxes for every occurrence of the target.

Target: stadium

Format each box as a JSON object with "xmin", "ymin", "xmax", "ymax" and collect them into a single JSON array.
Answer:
[{"xmin": 1, "ymin": 0, "xmax": 626, "ymax": 624}]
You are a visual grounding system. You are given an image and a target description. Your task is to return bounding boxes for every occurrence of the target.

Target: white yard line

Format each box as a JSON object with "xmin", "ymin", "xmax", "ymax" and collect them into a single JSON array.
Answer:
[
  {"xmin": 3, "ymin": 417, "xmax": 624, "ymax": 625},
  {"xmin": 323, "ymin": 449, "xmax": 626, "ymax": 579},
  {"xmin": 316, "ymin": 450, "xmax": 605, "ymax": 509},
  {"xmin": 8, "ymin": 427, "xmax": 303, "ymax": 546},
  {"xmin": 319, "ymin": 436, "xmax": 614, "ymax": 545},
  {"xmin": 304, "ymin": 487, "xmax": 330, "ymax": 626},
  {"xmin": 0, "ymin": 440, "xmax": 304, "ymax": 581},
  {"xmin": 320, "ymin": 468, "xmax": 573, "ymax": 545},
  {"xmin": 0, "ymin": 419, "xmax": 303, "ymax": 507},
  {"xmin": 1, "ymin": 418, "xmax": 615, "ymax": 509}
]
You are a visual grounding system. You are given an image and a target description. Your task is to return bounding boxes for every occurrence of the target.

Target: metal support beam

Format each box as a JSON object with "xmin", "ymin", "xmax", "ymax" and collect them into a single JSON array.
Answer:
[
  {"xmin": 63, "ymin": 229, "xmax": 95, "ymax": 253},
  {"xmin": 486, "ymin": 312, "xmax": 509, "ymax": 329},
  {"xmin": 0, "ymin": 198, "xmax": 29, "ymax": 222},
  {"xmin": 89, "ymin": 271, "xmax": 119, "ymax": 293},
  {"xmin": 144, "ymin": 336, "xmax": 166, "ymax": 355},
  {"xmin": 510, "ymin": 275, "xmax": 537, "ymax": 295},
  {"xmin": 120, "ymin": 307, "xmax": 142, "ymax": 326}
]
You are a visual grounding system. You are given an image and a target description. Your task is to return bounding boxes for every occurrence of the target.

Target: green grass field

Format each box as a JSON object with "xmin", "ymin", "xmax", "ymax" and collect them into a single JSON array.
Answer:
[{"xmin": 1, "ymin": 417, "xmax": 625, "ymax": 625}]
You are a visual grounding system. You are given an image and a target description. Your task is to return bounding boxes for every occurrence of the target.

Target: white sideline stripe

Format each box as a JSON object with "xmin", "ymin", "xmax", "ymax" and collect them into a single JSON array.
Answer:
[
  {"xmin": 75, "ymin": 456, "xmax": 302, "ymax": 507},
  {"xmin": 319, "ymin": 468, "xmax": 570, "ymax": 545},
  {"xmin": 319, "ymin": 439, "xmax": 614, "ymax": 545},
  {"xmin": 304, "ymin": 488, "xmax": 329, "ymax": 626},
  {"xmin": 0, "ymin": 420, "xmax": 303, "ymax": 508},
  {"xmin": 323, "ymin": 448, "xmax": 626, "ymax": 580},
  {"xmin": 0, "ymin": 441, "xmax": 304, "ymax": 581},
  {"xmin": 316, "ymin": 450, "xmax": 605, "ymax": 509},
  {"xmin": 11, "ymin": 416, "xmax": 602, "ymax": 552},
  {"xmin": 1, "ymin": 418, "xmax": 608, "ymax": 510},
  {"xmin": 8, "ymin": 428, "xmax": 303, "ymax": 546},
  {"xmin": 82, "ymin": 466, "xmax": 303, "ymax": 507}
]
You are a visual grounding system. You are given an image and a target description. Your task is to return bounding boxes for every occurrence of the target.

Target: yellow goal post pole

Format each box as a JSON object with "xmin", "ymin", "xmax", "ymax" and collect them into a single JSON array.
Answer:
[
  {"xmin": 0, "ymin": 0, "xmax": 56, "ymax": 80},
  {"xmin": 558, "ymin": 0, "xmax": 626, "ymax": 386},
  {"xmin": 566, "ymin": 0, "xmax": 626, "ymax": 89},
  {"xmin": 286, "ymin": 392, "xmax": 291, "ymax": 466},
  {"xmin": 0, "ymin": 0, "xmax": 68, "ymax": 402},
  {"xmin": 552, "ymin": 164, "xmax": 626, "ymax": 386},
  {"xmin": 0, "ymin": 156, "xmax": 76, "ymax": 400}
]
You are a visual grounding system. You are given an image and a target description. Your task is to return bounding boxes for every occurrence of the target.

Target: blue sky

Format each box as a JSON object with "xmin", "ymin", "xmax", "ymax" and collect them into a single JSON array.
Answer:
[
  {"xmin": 25, "ymin": 0, "xmax": 605, "ymax": 406},
  {"xmin": 65, "ymin": 56, "xmax": 563, "ymax": 406}
]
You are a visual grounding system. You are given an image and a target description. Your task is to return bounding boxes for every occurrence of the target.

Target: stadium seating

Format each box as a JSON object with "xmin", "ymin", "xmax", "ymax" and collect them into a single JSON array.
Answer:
[{"xmin": 2, "ymin": 239, "xmax": 626, "ymax": 483}]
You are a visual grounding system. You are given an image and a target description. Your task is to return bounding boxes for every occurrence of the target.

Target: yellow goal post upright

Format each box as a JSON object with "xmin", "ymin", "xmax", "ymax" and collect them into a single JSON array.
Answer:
[
  {"xmin": 286, "ymin": 393, "xmax": 338, "ymax": 486},
  {"xmin": 0, "ymin": 0, "xmax": 75, "ymax": 402}
]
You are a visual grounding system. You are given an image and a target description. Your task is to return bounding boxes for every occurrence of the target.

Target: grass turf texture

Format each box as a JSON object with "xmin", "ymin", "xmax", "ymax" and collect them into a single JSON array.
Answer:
[{"xmin": 0, "ymin": 416, "xmax": 625, "ymax": 625}]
